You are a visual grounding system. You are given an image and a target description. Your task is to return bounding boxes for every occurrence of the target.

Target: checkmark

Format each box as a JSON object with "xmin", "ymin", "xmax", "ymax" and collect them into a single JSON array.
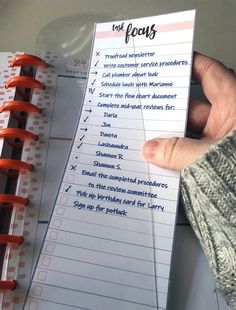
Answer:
[
  {"xmin": 89, "ymin": 88, "xmax": 95, "ymax": 94},
  {"xmin": 94, "ymin": 60, "xmax": 99, "ymax": 67},
  {"xmin": 91, "ymin": 79, "xmax": 96, "ymax": 85},
  {"xmin": 65, "ymin": 185, "xmax": 71, "ymax": 192}
]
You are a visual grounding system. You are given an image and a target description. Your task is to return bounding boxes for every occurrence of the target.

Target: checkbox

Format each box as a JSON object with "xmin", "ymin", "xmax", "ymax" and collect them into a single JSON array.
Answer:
[
  {"xmin": 53, "ymin": 219, "xmax": 62, "ymax": 228},
  {"xmin": 37, "ymin": 270, "xmax": 47, "ymax": 281},
  {"xmin": 41, "ymin": 256, "xmax": 51, "ymax": 267},
  {"xmin": 28, "ymin": 300, "xmax": 39, "ymax": 310},
  {"xmin": 59, "ymin": 195, "xmax": 69, "ymax": 204},
  {"xmin": 56, "ymin": 207, "xmax": 65, "ymax": 216},
  {"xmin": 49, "ymin": 230, "xmax": 58, "ymax": 240},
  {"xmin": 32, "ymin": 285, "xmax": 43, "ymax": 297},
  {"xmin": 45, "ymin": 243, "xmax": 55, "ymax": 254},
  {"xmin": 66, "ymin": 174, "xmax": 74, "ymax": 182}
]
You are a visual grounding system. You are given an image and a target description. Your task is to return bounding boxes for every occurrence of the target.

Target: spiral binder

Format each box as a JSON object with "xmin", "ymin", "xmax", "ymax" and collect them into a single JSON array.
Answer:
[
  {"xmin": 10, "ymin": 55, "xmax": 48, "ymax": 69},
  {"xmin": 0, "ymin": 281, "xmax": 16, "ymax": 292},
  {"xmin": 0, "ymin": 52, "xmax": 57, "ymax": 308},
  {"xmin": 0, "ymin": 159, "xmax": 34, "ymax": 174},
  {"xmin": 0, "ymin": 101, "xmax": 42, "ymax": 114},
  {"xmin": 5, "ymin": 76, "xmax": 45, "ymax": 91},
  {"xmin": 0, "ymin": 194, "xmax": 29, "ymax": 208},
  {"xmin": 0, "ymin": 235, "xmax": 23, "ymax": 246}
]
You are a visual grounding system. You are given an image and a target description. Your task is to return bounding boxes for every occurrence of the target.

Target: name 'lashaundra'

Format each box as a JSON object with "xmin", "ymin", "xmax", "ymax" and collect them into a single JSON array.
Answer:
[{"xmin": 98, "ymin": 141, "xmax": 128, "ymax": 149}]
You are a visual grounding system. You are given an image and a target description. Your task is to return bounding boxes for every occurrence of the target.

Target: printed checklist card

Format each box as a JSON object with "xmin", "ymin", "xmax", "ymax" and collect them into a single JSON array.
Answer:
[{"xmin": 24, "ymin": 10, "xmax": 195, "ymax": 310}]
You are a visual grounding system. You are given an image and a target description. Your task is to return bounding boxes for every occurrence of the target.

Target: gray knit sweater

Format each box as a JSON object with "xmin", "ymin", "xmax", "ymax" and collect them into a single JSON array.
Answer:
[{"xmin": 181, "ymin": 131, "xmax": 236, "ymax": 309}]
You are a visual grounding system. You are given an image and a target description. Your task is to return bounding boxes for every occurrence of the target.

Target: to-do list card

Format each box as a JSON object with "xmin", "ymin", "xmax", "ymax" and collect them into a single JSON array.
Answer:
[{"xmin": 25, "ymin": 10, "xmax": 195, "ymax": 310}]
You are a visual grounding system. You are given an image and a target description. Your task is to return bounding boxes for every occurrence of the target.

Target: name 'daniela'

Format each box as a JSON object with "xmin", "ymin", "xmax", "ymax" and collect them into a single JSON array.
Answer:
[{"xmin": 125, "ymin": 23, "xmax": 157, "ymax": 44}]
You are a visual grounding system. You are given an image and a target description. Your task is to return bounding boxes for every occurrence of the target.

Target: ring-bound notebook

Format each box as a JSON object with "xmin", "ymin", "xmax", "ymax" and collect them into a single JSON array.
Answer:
[{"xmin": 0, "ymin": 52, "xmax": 57, "ymax": 309}]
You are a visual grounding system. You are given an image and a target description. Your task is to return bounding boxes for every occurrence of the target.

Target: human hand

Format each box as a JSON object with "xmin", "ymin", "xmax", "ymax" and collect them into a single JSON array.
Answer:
[{"xmin": 142, "ymin": 52, "xmax": 236, "ymax": 170}]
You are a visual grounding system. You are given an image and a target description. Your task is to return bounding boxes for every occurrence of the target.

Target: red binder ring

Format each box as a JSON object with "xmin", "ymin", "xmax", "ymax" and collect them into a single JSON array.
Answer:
[
  {"xmin": 0, "ymin": 280, "xmax": 17, "ymax": 291},
  {"xmin": 0, "ymin": 128, "xmax": 38, "ymax": 143},
  {"xmin": 5, "ymin": 76, "xmax": 45, "ymax": 90},
  {"xmin": 0, "ymin": 159, "xmax": 34, "ymax": 176},
  {"xmin": 0, "ymin": 194, "xmax": 29, "ymax": 208},
  {"xmin": 0, "ymin": 100, "xmax": 42, "ymax": 114},
  {"xmin": 11, "ymin": 54, "xmax": 48, "ymax": 68},
  {"xmin": 0, "ymin": 234, "xmax": 23, "ymax": 245}
]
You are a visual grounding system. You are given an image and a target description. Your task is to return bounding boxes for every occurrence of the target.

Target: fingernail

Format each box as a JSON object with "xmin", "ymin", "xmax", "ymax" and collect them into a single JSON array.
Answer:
[{"xmin": 142, "ymin": 140, "xmax": 159, "ymax": 160}]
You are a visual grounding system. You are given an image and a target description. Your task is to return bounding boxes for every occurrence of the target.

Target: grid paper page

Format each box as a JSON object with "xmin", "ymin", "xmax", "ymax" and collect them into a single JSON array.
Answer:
[{"xmin": 25, "ymin": 10, "xmax": 195, "ymax": 310}]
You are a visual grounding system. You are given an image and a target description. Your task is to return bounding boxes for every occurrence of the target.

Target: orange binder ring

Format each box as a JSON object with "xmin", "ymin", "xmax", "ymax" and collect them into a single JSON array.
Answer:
[
  {"xmin": 0, "ymin": 159, "xmax": 34, "ymax": 177},
  {"xmin": 5, "ymin": 76, "xmax": 45, "ymax": 90},
  {"xmin": 0, "ymin": 100, "xmax": 42, "ymax": 113},
  {"xmin": 0, "ymin": 128, "xmax": 38, "ymax": 143},
  {"xmin": 0, "ymin": 194, "xmax": 29, "ymax": 208},
  {"xmin": 11, "ymin": 54, "xmax": 48, "ymax": 68},
  {"xmin": 0, "ymin": 234, "xmax": 23, "ymax": 245},
  {"xmin": 0, "ymin": 100, "xmax": 42, "ymax": 114},
  {"xmin": 0, "ymin": 280, "xmax": 17, "ymax": 291}
]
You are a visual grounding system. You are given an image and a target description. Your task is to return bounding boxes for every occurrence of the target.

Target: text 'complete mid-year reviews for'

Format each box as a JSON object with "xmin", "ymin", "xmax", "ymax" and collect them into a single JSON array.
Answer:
[{"xmin": 25, "ymin": 10, "xmax": 195, "ymax": 310}]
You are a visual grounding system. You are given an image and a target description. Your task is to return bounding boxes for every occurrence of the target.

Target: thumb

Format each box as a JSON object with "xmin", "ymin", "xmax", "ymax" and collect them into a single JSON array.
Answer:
[{"xmin": 142, "ymin": 137, "xmax": 215, "ymax": 171}]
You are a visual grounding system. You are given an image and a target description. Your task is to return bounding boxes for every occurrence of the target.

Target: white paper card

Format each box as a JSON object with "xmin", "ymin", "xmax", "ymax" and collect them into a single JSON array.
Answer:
[{"xmin": 25, "ymin": 10, "xmax": 195, "ymax": 310}]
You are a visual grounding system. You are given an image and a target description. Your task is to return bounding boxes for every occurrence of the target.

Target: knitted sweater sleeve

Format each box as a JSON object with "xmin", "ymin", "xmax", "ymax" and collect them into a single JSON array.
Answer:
[{"xmin": 181, "ymin": 131, "xmax": 236, "ymax": 309}]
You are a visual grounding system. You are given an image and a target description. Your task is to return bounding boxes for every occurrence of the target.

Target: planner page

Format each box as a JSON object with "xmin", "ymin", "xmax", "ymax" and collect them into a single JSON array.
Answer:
[
  {"xmin": 25, "ymin": 10, "xmax": 195, "ymax": 310},
  {"xmin": 32, "ymin": 54, "xmax": 88, "ymax": 264},
  {"xmin": 0, "ymin": 53, "xmax": 58, "ymax": 310}
]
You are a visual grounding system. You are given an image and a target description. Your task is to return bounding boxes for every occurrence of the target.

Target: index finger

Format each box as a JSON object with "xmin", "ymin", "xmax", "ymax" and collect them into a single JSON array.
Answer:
[{"xmin": 192, "ymin": 52, "xmax": 236, "ymax": 106}]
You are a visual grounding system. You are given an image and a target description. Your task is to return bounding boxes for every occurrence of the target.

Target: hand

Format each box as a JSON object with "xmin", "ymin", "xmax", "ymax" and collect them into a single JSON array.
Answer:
[{"xmin": 142, "ymin": 52, "xmax": 236, "ymax": 171}]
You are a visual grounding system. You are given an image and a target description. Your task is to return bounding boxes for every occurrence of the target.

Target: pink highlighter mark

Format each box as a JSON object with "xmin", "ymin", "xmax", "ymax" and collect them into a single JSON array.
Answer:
[
  {"xmin": 95, "ymin": 20, "xmax": 194, "ymax": 39},
  {"xmin": 156, "ymin": 20, "xmax": 194, "ymax": 32},
  {"xmin": 95, "ymin": 30, "xmax": 124, "ymax": 39}
]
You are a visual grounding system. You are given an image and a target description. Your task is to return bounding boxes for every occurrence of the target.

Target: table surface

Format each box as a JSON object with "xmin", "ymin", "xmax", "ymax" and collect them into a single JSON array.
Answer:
[{"xmin": 0, "ymin": 1, "xmax": 234, "ymax": 310}]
